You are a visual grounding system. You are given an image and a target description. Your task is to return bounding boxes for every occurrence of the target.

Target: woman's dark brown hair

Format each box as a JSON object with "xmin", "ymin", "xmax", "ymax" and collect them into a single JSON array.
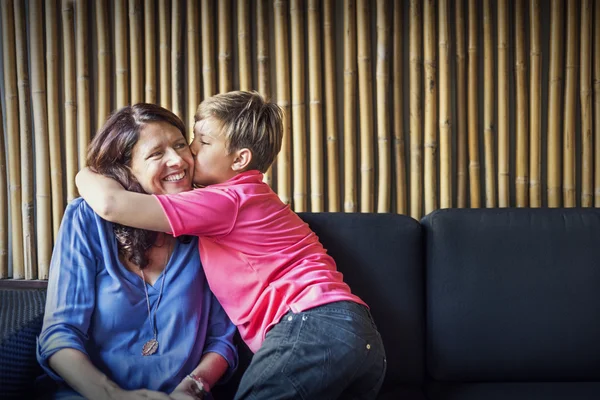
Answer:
[{"xmin": 86, "ymin": 103, "xmax": 189, "ymax": 269}]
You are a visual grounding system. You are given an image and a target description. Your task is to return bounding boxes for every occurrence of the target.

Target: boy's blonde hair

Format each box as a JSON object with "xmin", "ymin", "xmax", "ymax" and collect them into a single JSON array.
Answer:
[{"xmin": 195, "ymin": 91, "xmax": 284, "ymax": 173}]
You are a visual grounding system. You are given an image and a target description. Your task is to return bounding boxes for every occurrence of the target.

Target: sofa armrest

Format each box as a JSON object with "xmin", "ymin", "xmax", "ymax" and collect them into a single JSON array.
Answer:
[{"xmin": 0, "ymin": 288, "xmax": 47, "ymax": 398}]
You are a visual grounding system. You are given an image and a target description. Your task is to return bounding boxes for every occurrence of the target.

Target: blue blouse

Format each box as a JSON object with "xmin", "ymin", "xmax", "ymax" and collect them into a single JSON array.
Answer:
[{"xmin": 37, "ymin": 198, "xmax": 238, "ymax": 394}]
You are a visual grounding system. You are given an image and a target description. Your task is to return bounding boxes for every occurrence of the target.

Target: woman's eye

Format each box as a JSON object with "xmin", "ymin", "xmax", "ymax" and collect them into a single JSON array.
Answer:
[
  {"xmin": 200, "ymin": 141, "xmax": 209, "ymax": 145},
  {"xmin": 149, "ymin": 151, "xmax": 162, "ymax": 158}
]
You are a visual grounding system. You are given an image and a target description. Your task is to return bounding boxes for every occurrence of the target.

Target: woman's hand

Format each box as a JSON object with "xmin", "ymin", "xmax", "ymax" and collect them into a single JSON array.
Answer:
[
  {"xmin": 108, "ymin": 388, "xmax": 173, "ymax": 400},
  {"xmin": 170, "ymin": 376, "xmax": 206, "ymax": 400},
  {"xmin": 47, "ymin": 349, "xmax": 174, "ymax": 400}
]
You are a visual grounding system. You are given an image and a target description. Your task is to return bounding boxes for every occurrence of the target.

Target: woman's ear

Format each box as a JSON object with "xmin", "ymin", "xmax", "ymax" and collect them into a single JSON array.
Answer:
[{"xmin": 232, "ymin": 148, "xmax": 252, "ymax": 171}]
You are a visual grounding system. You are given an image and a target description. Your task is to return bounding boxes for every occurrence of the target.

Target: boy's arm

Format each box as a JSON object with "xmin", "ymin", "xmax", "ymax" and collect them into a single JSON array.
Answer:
[{"xmin": 75, "ymin": 168, "xmax": 171, "ymax": 232}]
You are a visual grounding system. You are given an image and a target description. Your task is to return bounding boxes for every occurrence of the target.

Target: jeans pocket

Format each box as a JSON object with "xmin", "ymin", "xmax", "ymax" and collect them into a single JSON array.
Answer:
[{"xmin": 279, "ymin": 311, "xmax": 382, "ymax": 399}]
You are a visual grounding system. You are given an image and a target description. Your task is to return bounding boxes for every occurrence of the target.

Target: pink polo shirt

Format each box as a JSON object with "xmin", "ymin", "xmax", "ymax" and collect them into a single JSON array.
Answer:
[{"xmin": 155, "ymin": 170, "xmax": 366, "ymax": 352}]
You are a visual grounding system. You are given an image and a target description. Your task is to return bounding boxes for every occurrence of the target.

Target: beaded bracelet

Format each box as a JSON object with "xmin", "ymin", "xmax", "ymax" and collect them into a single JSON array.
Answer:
[{"xmin": 186, "ymin": 374, "xmax": 210, "ymax": 399}]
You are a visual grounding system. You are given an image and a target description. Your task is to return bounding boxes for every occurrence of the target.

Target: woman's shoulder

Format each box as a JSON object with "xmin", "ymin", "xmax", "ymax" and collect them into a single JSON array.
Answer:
[
  {"xmin": 62, "ymin": 198, "xmax": 107, "ymax": 228},
  {"xmin": 64, "ymin": 197, "xmax": 94, "ymax": 217}
]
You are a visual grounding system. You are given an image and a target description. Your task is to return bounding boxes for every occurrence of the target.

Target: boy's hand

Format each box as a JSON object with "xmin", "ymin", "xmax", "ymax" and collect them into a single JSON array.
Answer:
[
  {"xmin": 75, "ymin": 167, "xmax": 130, "ymax": 221},
  {"xmin": 76, "ymin": 167, "xmax": 125, "ymax": 198}
]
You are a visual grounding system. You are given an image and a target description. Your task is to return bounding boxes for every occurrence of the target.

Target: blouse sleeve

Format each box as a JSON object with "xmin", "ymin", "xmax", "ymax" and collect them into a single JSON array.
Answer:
[
  {"xmin": 201, "ymin": 290, "xmax": 239, "ymax": 383},
  {"xmin": 36, "ymin": 199, "xmax": 99, "ymax": 382}
]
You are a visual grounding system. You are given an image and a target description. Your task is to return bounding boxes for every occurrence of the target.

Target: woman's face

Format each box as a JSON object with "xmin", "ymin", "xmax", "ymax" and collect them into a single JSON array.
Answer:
[{"xmin": 129, "ymin": 121, "xmax": 194, "ymax": 195}]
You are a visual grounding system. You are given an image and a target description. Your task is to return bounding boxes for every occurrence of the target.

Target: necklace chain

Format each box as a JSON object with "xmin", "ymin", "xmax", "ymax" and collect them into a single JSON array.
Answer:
[{"xmin": 140, "ymin": 238, "xmax": 172, "ymax": 356}]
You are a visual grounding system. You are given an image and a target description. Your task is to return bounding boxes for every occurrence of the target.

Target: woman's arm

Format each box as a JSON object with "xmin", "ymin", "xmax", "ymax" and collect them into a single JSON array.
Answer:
[
  {"xmin": 75, "ymin": 167, "xmax": 171, "ymax": 232},
  {"xmin": 49, "ymin": 349, "xmax": 171, "ymax": 400},
  {"xmin": 170, "ymin": 352, "xmax": 229, "ymax": 399},
  {"xmin": 37, "ymin": 200, "xmax": 171, "ymax": 400},
  {"xmin": 171, "ymin": 284, "xmax": 238, "ymax": 399}
]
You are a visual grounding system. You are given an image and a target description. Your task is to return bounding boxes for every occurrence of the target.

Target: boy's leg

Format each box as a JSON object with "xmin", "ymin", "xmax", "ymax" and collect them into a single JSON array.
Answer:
[
  {"xmin": 234, "ymin": 310, "xmax": 302, "ymax": 400},
  {"xmin": 234, "ymin": 301, "xmax": 386, "ymax": 400}
]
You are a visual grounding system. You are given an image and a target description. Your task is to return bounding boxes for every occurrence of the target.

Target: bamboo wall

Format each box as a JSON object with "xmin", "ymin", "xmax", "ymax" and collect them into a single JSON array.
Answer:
[{"xmin": 0, "ymin": 0, "xmax": 599, "ymax": 280}]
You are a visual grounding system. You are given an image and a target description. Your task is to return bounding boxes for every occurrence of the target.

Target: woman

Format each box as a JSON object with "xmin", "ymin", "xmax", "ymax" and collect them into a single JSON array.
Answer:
[{"xmin": 37, "ymin": 104, "xmax": 237, "ymax": 400}]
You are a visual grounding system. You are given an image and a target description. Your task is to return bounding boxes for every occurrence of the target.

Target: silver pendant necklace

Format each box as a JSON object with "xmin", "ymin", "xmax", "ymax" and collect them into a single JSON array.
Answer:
[{"xmin": 140, "ymin": 239, "xmax": 171, "ymax": 356}]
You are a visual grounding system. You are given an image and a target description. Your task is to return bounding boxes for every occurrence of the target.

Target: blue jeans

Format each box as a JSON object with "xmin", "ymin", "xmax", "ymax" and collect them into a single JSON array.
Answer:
[{"xmin": 235, "ymin": 301, "xmax": 387, "ymax": 400}]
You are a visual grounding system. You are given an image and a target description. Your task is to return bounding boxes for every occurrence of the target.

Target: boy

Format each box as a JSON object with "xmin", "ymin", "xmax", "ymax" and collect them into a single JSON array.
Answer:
[{"xmin": 76, "ymin": 91, "xmax": 386, "ymax": 399}]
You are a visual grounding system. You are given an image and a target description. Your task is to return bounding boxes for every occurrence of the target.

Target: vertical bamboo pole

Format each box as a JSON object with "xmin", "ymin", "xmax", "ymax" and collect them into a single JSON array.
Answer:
[
  {"xmin": 563, "ymin": 0, "xmax": 578, "ymax": 207},
  {"xmin": 529, "ymin": 0, "xmax": 542, "ymax": 207},
  {"xmin": 483, "ymin": 0, "xmax": 496, "ymax": 208},
  {"xmin": 324, "ymin": 0, "xmax": 339, "ymax": 211},
  {"xmin": 515, "ymin": 0, "xmax": 529, "ymax": 207},
  {"xmin": 357, "ymin": 0, "xmax": 374, "ymax": 212},
  {"xmin": 257, "ymin": 0, "xmax": 273, "ymax": 187},
  {"xmin": 187, "ymin": 0, "xmax": 200, "ymax": 141},
  {"xmin": 76, "ymin": 0, "xmax": 91, "ymax": 173},
  {"xmin": 172, "ymin": 0, "xmax": 183, "ymax": 118},
  {"xmin": 291, "ymin": 0, "xmax": 307, "ymax": 211},
  {"xmin": 580, "ymin": 0, "xmax": 593, "ymax": 207},
  {"xmin": 46, "ymin": 0, "xmax": 64, "ymax": 242},
  {"xmin": 238, "ymin": 0, "xmax": 252, "ymax": 91},
  {"xmin": 344, "ymin": 0, "xmax": 357, "ymax": 213},
  {"xmin": 423, "ymin": 0, "xmax": 437, "ymax": 214},
  {"xmin": 547, "ymin": 0, "xmax": 563, "ymax": 207},
  {"xmin": 159, "ymin": 0, "xmax": 171, "ymax": 109},
  {"xmin": 96, "ymin": 0, "xmax": 110, "ymax": 128},
  {"xmin": 409, "ymin": 0, "xmax": 423, "ymax": 218},
  {"xmin": 130, "ymin": 0, "xmax": 143, "ymax": 104},
  {"xmin": 14, "ymin": 0, "xmax": 33, "ymax": 279},
  {"xmin": 439, "ymin": 0, "xmax": 451, "ymax": 209},
  {"xmin": 201, "ymin": 0, "xmax": 216, "ymax": 98},
  {"xmin": 308, "ymin": 0, "xmax": 324, "ymax": 211},
  {"xmin": 274, "ymin": 0, "xmax": 292, "ymax": 205},
  {"xmin": 63, "ymin": 0, "xmax": 78, "ymax": 202},
  {"xmin": 1, "ymin": 0, "xmax": 24, "ymax": 278},
  {"xmin": 376, "ymin": 0, "xmax": 391, "ymax": 213},
  {"xmin": 595, "ymin": 0, "xmax": 600, "ymax": 206},
  {"xmin": 467, "ymin": 0, "xmax": 481, "ymax": 208},
  {"xmin": 497, "ymin": 0, "xmax": 509, "ymax": 207},
  {"xmin": 455, "ymin": 0, "xmax": 467, "ymax": 208},
  {"xmin": 30, "ymin": 0, "xmax": 52, "ymax": 279},
  {"xmin": 145, "ymin": 0, "xmax": 157, "ymax": 103},
  {"xmin": 218, "ymin": 0, "xmax": 232, "ymax": 93},
  {"xmin": 0, "ymin": 104, "xmax": 7, "ymax": 279},
  {"xmin": 393, "ymin": 0, "xmax": 406, "ymax": 214},
  {"xmin": 115, "ymin": 0, "xmax": 129, "ymax": 108}
]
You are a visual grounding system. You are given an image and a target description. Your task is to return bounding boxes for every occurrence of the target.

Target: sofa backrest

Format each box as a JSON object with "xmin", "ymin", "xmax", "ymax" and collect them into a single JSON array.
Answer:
[
  {"xmin": 299, "ymin": 212, "xmax": 425, "ymax": 387},
  {"xmin": 423, "ymin": 208, "xmax": 600, "ymax": 382}
]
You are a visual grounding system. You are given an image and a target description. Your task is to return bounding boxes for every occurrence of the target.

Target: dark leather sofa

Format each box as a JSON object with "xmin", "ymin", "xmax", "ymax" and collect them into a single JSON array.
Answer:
[{"xmin": 2, "ymin": 208, "xmax": 600, "ymax": 399}]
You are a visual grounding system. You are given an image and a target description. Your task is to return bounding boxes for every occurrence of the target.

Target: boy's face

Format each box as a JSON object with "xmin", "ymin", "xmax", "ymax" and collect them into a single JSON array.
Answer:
[{"xmin": 190, "ymin": 117, "xmax": 238, "ymax": 186}]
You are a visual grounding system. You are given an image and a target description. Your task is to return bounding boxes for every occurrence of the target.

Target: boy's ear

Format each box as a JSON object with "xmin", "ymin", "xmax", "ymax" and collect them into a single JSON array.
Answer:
[{"xmin": 232, "ymin": 148, "xmax": 252, "ymax": 171}]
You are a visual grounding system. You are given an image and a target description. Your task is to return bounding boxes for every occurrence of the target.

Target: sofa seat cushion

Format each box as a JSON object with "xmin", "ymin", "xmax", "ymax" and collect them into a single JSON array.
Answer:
[
  {"xmin": 377, "ymin": 385, "xmax": 427, "ymax": 400},
  {"xmin": 426, "ymin": 382, "xmax": 600, "ymax": 400}
]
